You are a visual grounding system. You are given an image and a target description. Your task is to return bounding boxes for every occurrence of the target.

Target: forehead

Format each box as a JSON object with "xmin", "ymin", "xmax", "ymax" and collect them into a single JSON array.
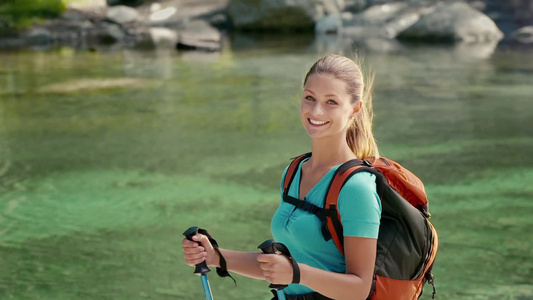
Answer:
[{"xmin": 304, "ymin": 74, "xmax": 349, "ymax": 97}]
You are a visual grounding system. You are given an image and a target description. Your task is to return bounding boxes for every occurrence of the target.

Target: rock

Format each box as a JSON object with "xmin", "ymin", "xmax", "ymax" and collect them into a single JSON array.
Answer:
[
  {"xmin": 228, "ymin": 0, "xmax": 344, "ymax": 31},
  {"xmin": 177, "ymin": 20, "xmax": 222, "ymax": 51},
  {"xmin": 208, "ymin": 13, "xmax": 231, "ymax": 29},
  {"xmin": 98, "ymin": 22, "xmax": 125, "ymax": 43},
  {"xmin": 26, "ymin": 28, "xmax": 54, "ymax": 45},
  {"xmin": 512, "ymin": 26, "xmax": 533, "ymax": 44},
  {"xmin": 398, "ymin": 2, "xmax": 504, "ymax": 43},
  {"xmin": 344, "ymin": 0, "xmax": 368, "ymax": 13},
  {"xmin": 106, "ymin": 5, "xmax": 140, "ymax": 24},
  {"xmin": 150, "ymin": 27, "xmax": 178, "ymax": 47},
  {"xmin": 355, "ymin": 2, "xmax": 409, "ymax": 25},
  {"xmin": 341, "ymin": 3, "xmax": 430, "ymax": 39},
  {"xmin": 67, "ymin": 0, "xmax": 107, "ymax": 14},
  {"xmin": 381, "ymin": 6, "xmax": 433, "ymax": 38},
  {"xmin": 316, "ymin": 15, "xmax": 343, "ymax": 34},
  {"xmin": 149, "ymin": 6, "xmax": 178, "ymax": 24}
]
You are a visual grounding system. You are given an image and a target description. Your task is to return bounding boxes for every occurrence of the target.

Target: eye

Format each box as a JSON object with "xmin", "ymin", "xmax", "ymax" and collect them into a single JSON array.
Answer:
[
  {"xmin": 305, "ymin": 96, "xmax": 315, "ymax": 101},
  {"xmin": 327, "ymin": 99, "xmax": 337, "ymax": 105}
]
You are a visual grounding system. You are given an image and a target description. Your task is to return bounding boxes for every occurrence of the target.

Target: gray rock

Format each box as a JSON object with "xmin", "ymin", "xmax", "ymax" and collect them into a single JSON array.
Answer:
[
  {"xmin": 177, "ymin": 20, "xmax": 222, "ymax": 51},
  {"xmin": 344, "ymin": 0, "xmax": 368, "ymax": 13},
  {"xmin": 98, "ymin": 23, "xmax": 125, "ymax": 43},
  {"xmin": 228, "ymin": 0, "xmax": 344, "ymax": 31},
  {"xmin": 149, "ymin": 6, "xmax": 178, "ymax": 24},
  {"xmin": 398, "ymin": 2, "xmax": 504, "ymax": 43},
  {"xmin": 316, "ymin": 15, "xmax": 343, "ymax": 34},
  {"xmin": 26, "ymin": 28, "xmax": 54, "ymax": 45},
  {"xmin": 341, "ymin": 3, "xmax": 430, "ymax": 39},
  {"xmin": 149, "ymin": 27, "xmax": 178, "ymax": 47},
  {"xmin": 106, "ymin": 5, "xmax": 140, "ymax": 24},
  {"xmin": 512, "ymin": 26, "xmax": 533, "ymax": 44},
  {"xmin": 354, "ymin": 3, "xmax": 409, "ymax": 25}
]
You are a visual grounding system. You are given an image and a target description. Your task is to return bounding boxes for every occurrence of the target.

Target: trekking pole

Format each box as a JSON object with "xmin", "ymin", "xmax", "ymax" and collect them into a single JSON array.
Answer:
[
  {"xmin": 258, "ymin": 239, "xmax": 287, "ymax": 300},
  {"xmin": 184, "ymin": 226, "xmax": 214, "ymax": 300}
]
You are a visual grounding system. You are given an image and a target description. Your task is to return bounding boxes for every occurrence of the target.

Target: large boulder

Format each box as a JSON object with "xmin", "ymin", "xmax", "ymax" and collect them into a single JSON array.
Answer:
[
  {"xmin": 228, "ymin": 0, "xmax": 345, "ymax": 31},
  {"xmin": 398, "ymin": 2, "xmax": 504, "ymax": 43}
]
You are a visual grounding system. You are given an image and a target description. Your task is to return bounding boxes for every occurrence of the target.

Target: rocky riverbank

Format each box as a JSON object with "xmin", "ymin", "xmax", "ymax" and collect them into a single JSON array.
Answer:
[{"xmin": 0, "ymin": 0, "xmax": 531, "ymax": 51}]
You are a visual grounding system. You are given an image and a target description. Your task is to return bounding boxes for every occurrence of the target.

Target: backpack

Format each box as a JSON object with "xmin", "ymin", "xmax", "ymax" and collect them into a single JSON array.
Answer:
[{"xmin": 282, "ymin": 153, "xmax": 439, "ymax": 300}]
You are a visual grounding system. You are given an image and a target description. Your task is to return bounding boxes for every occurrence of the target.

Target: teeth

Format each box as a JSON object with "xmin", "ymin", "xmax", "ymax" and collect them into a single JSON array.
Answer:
[{"xmin": 309, "ymin": 119, "xmax": 328, "ymax": 125}]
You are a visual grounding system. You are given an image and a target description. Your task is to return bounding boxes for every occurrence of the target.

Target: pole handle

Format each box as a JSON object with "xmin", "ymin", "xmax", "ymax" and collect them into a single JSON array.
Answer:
[
  {"xmin": 258, "ymin": 239, "xmax": 288, "ymax": 290},
  {"xmin": 184, "ymin": 226, "xmax": 211, "ymax": 276}
]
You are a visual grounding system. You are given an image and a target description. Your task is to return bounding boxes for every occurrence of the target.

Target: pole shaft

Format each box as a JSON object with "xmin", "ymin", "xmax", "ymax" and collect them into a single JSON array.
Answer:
[{"xmin": 200, "ymin": 274, "xmax": 214, "ymax": 300}]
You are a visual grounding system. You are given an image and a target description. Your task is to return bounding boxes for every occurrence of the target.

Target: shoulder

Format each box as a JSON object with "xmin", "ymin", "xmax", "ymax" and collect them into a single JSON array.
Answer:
[
  {"xmin": 340, "ymin": 171, "xmax": 378, "ymax": 195},
  {"xmin": 337, "ymin": 171, "xmax": 381, "ymax": 212}
]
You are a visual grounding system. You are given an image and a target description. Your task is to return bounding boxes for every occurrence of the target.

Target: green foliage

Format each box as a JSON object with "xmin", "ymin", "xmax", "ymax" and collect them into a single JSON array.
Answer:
[{"xmin": 0, "ymin": 0, "xmax": 66, "ymax": 33}]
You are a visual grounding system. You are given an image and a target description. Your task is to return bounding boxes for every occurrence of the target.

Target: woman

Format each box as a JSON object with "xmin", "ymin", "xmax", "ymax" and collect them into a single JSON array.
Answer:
[{"xmin": 182, "ymin": 54, "xmax": 381, "ymax": 300}]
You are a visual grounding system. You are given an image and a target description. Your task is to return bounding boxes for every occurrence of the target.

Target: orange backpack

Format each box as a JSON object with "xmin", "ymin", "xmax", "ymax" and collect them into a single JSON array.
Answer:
[{"xmin": 283, "ymin": 153, "xmax": 439, "ymax": 300}]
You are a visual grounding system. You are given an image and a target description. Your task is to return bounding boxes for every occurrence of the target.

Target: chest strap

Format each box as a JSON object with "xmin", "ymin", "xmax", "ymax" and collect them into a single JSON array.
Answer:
[{"xmin": 282, "ymin": 193, "xmax": 334, "ymax": 241}]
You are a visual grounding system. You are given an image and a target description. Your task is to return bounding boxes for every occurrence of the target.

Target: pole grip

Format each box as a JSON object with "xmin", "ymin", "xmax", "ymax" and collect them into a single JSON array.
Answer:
[
  {"xmin": 258, "ymin": 239, "xmax": 288, "ymax": 290},
  {"xmin": 184, "ymin": 226, "xmax": 211, "ymax": 275}
]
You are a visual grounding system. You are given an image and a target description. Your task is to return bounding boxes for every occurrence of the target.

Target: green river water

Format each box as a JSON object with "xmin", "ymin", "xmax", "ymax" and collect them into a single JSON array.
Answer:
[{"xmin": 0, "ymin": 35, "xmax": 532, "ymax": 299}]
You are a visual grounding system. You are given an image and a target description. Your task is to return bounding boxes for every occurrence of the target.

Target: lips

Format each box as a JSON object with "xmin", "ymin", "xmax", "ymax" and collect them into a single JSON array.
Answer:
[{"xmin": 308, "ymin": 118, "xmax": 329, "ymax": 126}]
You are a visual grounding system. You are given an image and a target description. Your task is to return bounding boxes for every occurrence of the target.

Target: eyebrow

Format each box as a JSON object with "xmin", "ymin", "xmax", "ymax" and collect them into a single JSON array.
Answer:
[{"xmin": 303, "ymin": 89, "xmax": 339, "ymax": 98}]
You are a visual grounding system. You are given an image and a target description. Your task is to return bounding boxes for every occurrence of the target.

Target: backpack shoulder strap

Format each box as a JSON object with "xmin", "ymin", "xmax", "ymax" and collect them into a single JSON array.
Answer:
[
  {"xmin": 324, "ymin": 159, "xmax": 386, "ymax": 255},
  {"xmin": 283, "ymin": 152, "xmax": 312, "ymax": 194}
]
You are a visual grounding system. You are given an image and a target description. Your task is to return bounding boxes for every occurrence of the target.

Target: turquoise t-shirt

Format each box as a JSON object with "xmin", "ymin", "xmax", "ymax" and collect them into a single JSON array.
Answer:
[{"xmin": 270, "ymin": 158, "xmax": 381, "ymax": 296}]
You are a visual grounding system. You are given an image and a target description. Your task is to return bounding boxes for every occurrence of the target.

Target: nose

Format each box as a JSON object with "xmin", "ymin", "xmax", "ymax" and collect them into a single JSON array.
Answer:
[{"xmin": 310, "ymin": 102, "xmax": 324, "ymax": 116}]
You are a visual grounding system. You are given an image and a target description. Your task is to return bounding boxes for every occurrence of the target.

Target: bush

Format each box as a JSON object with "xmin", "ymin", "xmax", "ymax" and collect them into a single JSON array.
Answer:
[{"xmin": 0, "ymin": 0, "xmax": 66, "ymax": 34}]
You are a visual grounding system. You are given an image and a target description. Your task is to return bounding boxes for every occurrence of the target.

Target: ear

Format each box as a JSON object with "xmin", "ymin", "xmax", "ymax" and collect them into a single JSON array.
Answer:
[{"xmin": 352, "ymin": 101, "xmax": 362, "ymax": 116}]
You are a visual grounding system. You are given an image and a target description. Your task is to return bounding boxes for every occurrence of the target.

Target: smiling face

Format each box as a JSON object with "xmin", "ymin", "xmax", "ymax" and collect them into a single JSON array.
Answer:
[{"xmin": 300, "ymin": 74, "xmax": 360, "ymax": 142}]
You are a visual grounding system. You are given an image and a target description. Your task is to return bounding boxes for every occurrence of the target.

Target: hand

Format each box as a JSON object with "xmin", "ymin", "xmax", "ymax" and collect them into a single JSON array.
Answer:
[
  {"xmin": 257, "ymin": 253, "xmax": 294, "ymax": 285},
  {"xmin": 182, "ymin": 234, "xmax": 220, "ymax": 267}
]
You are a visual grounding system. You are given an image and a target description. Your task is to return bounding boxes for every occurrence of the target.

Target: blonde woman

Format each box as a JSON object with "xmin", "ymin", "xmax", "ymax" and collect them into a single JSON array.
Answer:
[{"xmin": 183, "ymin": 54, "xmax": 381, "ymax": 300}]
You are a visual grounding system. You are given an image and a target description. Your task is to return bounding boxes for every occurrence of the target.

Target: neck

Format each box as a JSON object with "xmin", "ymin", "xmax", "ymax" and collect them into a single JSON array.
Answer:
[{"xmin": 309, "ymin": 137, "xmax": 356, "ymax": 169}]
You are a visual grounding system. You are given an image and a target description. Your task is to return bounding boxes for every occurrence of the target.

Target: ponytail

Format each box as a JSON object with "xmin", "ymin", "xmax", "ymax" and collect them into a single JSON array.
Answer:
[{"xmin": 346, "ymin": 71, "xmax": 380, "ymax": 159}]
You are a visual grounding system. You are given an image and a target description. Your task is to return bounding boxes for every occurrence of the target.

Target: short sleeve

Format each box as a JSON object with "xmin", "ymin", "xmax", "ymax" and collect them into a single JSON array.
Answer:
[{"xmin": 337, "ymin": 171, "xmax": 382, "ymax": 239}]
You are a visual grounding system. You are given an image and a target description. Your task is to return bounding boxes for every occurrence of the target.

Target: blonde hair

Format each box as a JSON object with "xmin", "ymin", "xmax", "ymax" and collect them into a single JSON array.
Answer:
[{"xmin": 303, "ymin": 54, "xmax": 380, "ymax": 159}]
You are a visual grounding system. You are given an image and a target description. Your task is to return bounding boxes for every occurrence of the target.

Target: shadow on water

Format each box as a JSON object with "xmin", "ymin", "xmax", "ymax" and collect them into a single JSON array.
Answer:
[{"xmin": 0, "ymin": 34, "xmax": 532, "ymax": 299}]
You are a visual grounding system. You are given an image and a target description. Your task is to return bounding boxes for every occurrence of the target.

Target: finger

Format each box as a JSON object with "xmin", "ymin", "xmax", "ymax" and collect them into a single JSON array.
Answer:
[
  {"xmin": 182, "ymin": 238, "xmax": 199, "ymax": 248},
  {"xmin": 185, "ymin": 256, "xmax": 206, "ymax": 266},
  {"xmin": 184, "ymin": 251, "xmax": 207, "ymax": 263},
  {"xmin": 259, "ymin": 262, "xmax": 271, "ymax": 271},
  {"xmin": 184, "ymin": 250, "xmax": 207, "ymax": 260},
  {"xmin": 183, "ymin": 245, "xmax": 205, "ymax": 254},
  {"xmin": 257, "ymin": 254, "xmax": 273, "ymax": 263},
  {"xmin": 194, "ymin": 234, "xmax": 213, "ymax": 250}
]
